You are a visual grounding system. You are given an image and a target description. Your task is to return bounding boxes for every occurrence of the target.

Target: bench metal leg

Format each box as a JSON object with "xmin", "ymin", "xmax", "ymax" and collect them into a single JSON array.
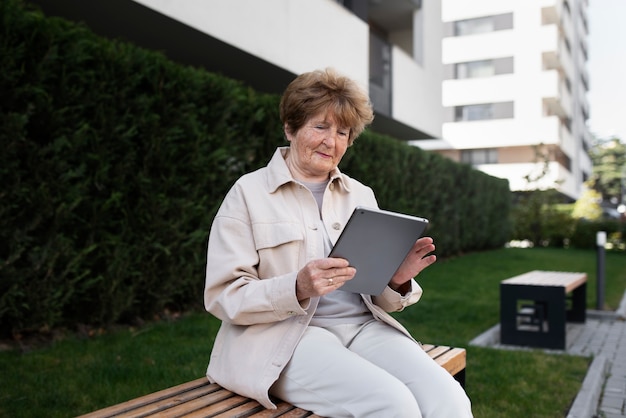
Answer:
[
  {"xmin": 454, "ymin": 368, "xmax": 466, "ymax": 389},
  {"xmin": 567, "ymin": 283, "xmax": 586, "ymax": 323},
  {"xmin": 500, "ymin": 284, "xmax": 567, "ymax": 349}
]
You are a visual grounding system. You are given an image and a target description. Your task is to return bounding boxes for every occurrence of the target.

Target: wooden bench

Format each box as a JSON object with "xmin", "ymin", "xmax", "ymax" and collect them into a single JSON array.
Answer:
[
  {"xmin": 500, "ymin": 270, "xmax": 587, "ymax": 349},
  {"xmin": 78, "ymin": 344, "xmax": 466, "ymax": 418}
]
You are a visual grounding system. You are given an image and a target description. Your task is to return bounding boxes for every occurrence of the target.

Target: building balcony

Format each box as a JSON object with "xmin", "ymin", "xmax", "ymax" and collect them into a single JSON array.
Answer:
[
  {"xmin": 368, "ymin": 0, "xmax": 421, "ymax": 35},
  {"xmin": 442, "ymin": 30, "xmax": 515, "ymax": 64},
  {"xmin": 541, "ymin": 70, "xmax": 572, "ymax": 119},
  {"xmin": 389, "ymin": 45, "xmax": 443, "ymax": 138},
  {"xmin": 370, "ymin": 38, "xmax": 442, "ymax": 140},
  {"xmin": 541, "ymin": 2, "xmax": 559, "ymax": 26},
  {"xmin": 442, "ymin": 75, "xmax": 516, "ymax": 107},
  {"xmin": 442, "ymin": 116, "xmax": 560, "ymax": 149}
]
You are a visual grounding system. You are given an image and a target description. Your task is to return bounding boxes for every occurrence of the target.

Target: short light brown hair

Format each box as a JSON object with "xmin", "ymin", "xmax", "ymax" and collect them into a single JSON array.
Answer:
[{"xmin": 279, "ymin": 68, "xmax": 374, "ymax": 146}]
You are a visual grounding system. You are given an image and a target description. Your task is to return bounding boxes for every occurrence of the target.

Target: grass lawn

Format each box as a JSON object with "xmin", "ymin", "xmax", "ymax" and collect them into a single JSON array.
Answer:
[{"xmin": 1, "ymin": 247, "xmax": 625, "ymax": 417}]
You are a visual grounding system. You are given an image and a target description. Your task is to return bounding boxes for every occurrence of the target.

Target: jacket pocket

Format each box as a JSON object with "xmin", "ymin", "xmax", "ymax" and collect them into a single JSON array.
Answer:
[
  {"xmin": 252, "ymin": 221, "xmax": 303, "ymax": 250},
  {"xmin": 252, "ymin": 222, "xmax": 304, "ymax": 275}
]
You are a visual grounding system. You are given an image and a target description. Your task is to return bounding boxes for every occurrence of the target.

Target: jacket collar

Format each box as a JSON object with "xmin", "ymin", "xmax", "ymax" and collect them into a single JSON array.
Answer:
[{"xmin": 266, "ymin": 147, "xmax": 351, "ymax": 193}]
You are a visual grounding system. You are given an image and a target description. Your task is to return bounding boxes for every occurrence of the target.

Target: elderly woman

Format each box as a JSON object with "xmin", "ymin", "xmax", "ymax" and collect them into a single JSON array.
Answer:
[{"xmin": 204, "ymin": 68, "xmax": 473, "ymax": 417}]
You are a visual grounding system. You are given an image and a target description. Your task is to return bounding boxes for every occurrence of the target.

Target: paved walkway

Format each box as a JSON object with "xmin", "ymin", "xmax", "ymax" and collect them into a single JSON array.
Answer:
[
  {"xmin": 567, "ymin": 309, "xmax": 626, "ymax": 418},
  {"xmin": 470, "ymin": 290, "xmax": 626, "ymax": 417}
]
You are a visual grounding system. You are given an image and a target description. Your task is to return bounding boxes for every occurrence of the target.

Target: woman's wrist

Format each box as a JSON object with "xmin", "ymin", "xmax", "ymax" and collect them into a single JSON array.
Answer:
[{"xmin": 389, "ymin": 281, "xmax": 411, "ymax": 295}]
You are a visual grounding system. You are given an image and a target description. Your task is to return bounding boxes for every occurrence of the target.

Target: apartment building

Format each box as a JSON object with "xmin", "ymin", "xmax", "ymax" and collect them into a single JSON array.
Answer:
[
  {"xmin": 416, "ymin": 0, "xmax": 592, "ymax": 200},
  {"xmin": 29, "ymin": 0, "xmax": 590, "ymax": 199}
]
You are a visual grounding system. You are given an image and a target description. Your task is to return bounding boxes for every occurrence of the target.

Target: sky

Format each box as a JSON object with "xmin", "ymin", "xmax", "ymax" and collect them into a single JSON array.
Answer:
[{"xmin": 587, "ymin": 0, "xmax": 626, "ymax": 142}]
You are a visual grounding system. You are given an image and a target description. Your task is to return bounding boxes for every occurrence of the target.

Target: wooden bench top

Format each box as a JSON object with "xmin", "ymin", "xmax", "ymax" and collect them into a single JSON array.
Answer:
[
  {"xmin": 501, "ymin": 270, "xmax": 587, "ymax": 293},
  {"xmin": 78, "ymin": 344, "xmax": 466, "ymax": 418},
  {"xmin": 422, "ymin": 344, "xmax": 466, "ymax": 377}
]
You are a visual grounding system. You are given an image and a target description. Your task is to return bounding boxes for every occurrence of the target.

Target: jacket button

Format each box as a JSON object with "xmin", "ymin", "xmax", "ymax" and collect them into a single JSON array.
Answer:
[
  {"xmin": 332, "ymin": 222, "xmax": 341, "ymax": 230},
  {"xmin": 329, "ymin": 183, "xmax": 335, "ymax": 191}
]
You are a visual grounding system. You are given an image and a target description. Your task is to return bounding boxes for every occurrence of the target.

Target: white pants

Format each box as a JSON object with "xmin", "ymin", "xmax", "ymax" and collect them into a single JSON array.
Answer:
[{"xmin": 269, "ymin": 320, "xmax": 473, "ymax": 418}]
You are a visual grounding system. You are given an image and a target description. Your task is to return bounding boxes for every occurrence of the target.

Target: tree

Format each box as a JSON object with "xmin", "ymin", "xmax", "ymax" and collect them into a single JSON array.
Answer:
[
  {"xmin": 572, "ymin": 185, "xmax": 602, "ymax": 220},
  {"xmin": 510, "ymin": 144, "xmax": 570, "ymax": 246},
  {"xmin": 589, "ymin": 136, "xmax": 626, "ymax": 205}
]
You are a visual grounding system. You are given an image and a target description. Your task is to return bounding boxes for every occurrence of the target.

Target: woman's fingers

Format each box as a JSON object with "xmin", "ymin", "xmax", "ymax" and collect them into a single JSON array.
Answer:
[
  {"xmin": 296, "ymin": 258, "xmax": 356, "ymax": 300},
  {"xmin": 389, "ymin": 237, "xmax": 437, "ymax": 289}
]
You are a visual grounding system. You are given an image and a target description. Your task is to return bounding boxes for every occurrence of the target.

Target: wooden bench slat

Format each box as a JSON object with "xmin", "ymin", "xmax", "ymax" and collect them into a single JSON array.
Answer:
[
  {"xmin": 119, "ymin": 386, "xmax": 234, "ymax": 418},
  {"xmin": 434, "ymin": 347, "xmax": 466, "ymax": 377},
  {"xmin": 563, "ymin": 275, "xmax": 587, "ymax": 293},
  {"xmin": 421, "ymin": 343, "xmax": 434, "ymax": 351},
  {"xmin": 273, "ymin": 409, "xmax": 317, "ymax": 418},
  {"xmin": 183, "ymin": 394, "xmax": 256, "ymax": 417},
  {"xmin": 246, "ymin": 402, "xmax": 301, "ymax": 418},
  {"xmin": 423, "ymin": 345, "xmax": 466, "ymax": 376},
  {"xmin": 151, "ymin": 392, "xmax": 249, "ymax": 418},
  {"xmin": 76, "ymin": 380, "xmax": 222, "ymax": 418},
  {"xmin": 212, "ymin": 400, "xmax": 291, "ymax": 418},
  {"xmin": 250, "ymin": 402, "xmax": 322, "ymax": 418},
  {"xmin": 209, "ymin": 398, "xmax": 266, "ymax": 418},
  {"xmin": 81, "ymin": 344, "xmax": 465, "ymax": 417},
  {"xmin": 425, "ymin": 344, "xmax": 450, "ymax": 359}
]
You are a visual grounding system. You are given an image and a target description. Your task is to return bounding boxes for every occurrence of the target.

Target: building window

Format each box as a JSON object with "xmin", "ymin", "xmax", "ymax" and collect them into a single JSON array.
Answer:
[
  {"xmin": 453, "ymin": 13, "xmax": 513, "ymax": 36},
  {"xmin": 369, "ymin": 32, "xmax": 392, "ymax": 116},
  {"xmin": 563, "ymin": 0, "xmax": 571, "ymax": 16},
  {"xmin": 564, "ymin": 74, "xmax": 571, "ymax": 93},
  {"xmin": 580, "ymin": 41, "xmax": 589, "ymax": 62},
  {"xmin": 457, "ymin": 60, "xmax": 494, "ymax": 78},
  {"xmin": 461, "ymin": 148, "xmax": 498, "ymax": 165},
  {"xmin": 454, "ymin": 57, "xmax": 514, "ymax": 79},
  {"xmin": 561, "ymin": 116, "xmax": 572, "ymax": 133},
  {"xmin": 563, "ymin": 36, "xmax": 571, "ymax": 54},
  {"xmin": 454, "ymin": 101, "xmax": 514, "ymax": 121},
  {"xmin": 456, "ymin": 104, "xmax": 492, "ymax": 121},
  {"xmin": 582, "ymin": 136, "xmax": 589, "ymax": 153}
]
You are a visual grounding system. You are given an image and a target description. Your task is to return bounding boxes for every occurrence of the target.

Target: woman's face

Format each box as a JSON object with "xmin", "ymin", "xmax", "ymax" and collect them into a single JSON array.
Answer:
[{"xmin": 285, "ymin": 112, "xmax": 350, "ymax": 182}]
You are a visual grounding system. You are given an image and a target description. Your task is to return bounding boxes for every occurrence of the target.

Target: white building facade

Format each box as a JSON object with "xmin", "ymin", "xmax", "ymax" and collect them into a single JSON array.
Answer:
[
  {"xmin": 129, "ymin": 0, "xmax": 446, "ymax": 141},
  {"xmin": 417, "ymin": 0, "xmax": 591, "ymax": 200},
  {"xmin": 32, "ymin": 0, "xmax": 591, "ymax": 199}
]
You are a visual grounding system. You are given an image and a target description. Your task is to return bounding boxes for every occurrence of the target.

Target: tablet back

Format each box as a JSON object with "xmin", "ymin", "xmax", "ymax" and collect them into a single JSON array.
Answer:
[{"xmin": 329, "ymin": 206, "xmax": 429, "ymax": 295}]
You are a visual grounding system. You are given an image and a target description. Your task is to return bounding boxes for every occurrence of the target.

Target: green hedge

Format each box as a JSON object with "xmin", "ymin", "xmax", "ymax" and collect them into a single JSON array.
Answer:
[{"xmin": 0, "ymin": 0, "xmax": 510, "ymax": 336}]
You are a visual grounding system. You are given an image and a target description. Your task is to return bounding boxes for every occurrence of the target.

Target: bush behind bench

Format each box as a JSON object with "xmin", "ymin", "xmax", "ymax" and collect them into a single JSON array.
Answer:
[{"xmin": 0, "ymin": 0, "xmax": 510, "ymax": 336}]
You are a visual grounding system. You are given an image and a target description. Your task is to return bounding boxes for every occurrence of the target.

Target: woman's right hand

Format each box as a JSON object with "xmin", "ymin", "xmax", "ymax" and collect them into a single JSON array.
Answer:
[{"xmin": 295, "ymin": 257, "xmax": 356, "ymax": 300}]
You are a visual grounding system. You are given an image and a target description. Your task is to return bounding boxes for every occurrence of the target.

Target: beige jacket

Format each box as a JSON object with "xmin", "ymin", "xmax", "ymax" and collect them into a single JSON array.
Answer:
[{"xmin": 204, "ymin": 147, "xmax": 423, "ymax": 409}]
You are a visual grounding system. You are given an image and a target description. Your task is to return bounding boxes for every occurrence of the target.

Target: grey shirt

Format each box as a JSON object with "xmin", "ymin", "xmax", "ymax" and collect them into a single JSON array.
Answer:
[{"xmin": 301, "ymin": 180, "xmax": 372, "ymax": 327}]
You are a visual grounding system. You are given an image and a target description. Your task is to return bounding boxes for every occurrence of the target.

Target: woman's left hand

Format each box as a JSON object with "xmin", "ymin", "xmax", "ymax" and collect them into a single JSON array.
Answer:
[{"xmin": 388, "ymin": 237, "xmax": 436, "ymax": 293}]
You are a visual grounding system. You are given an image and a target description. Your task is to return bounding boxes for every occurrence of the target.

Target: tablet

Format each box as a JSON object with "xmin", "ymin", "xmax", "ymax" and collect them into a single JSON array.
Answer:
[{"xmin": 329, "ymin": 206, "xmax": 429, "ymax": 295}]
